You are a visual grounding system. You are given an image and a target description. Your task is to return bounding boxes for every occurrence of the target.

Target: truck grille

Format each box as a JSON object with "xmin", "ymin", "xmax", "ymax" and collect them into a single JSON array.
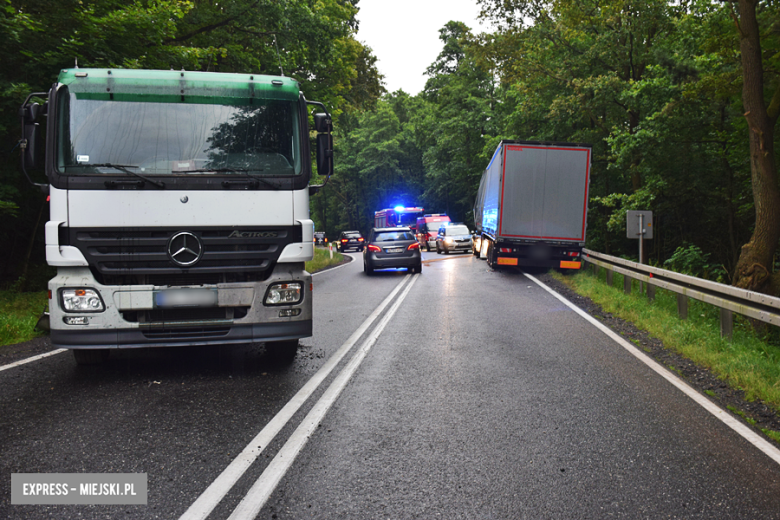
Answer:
[{"xmin": 66, "ymin": 226, "xmax": 301, "ymax": 286}]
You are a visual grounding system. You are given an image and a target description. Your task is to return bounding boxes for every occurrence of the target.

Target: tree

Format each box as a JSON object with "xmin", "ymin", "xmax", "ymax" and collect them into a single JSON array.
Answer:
[{"xmin": 729, "ymin": 0, "xmax": 780, "ymax": 295}]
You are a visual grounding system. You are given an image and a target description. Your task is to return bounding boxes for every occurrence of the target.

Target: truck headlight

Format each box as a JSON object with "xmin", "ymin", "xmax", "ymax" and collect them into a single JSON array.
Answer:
[
  {"xmin": 60, "ymin": 288, "xmax": 105, "ymax": 312},
  {"xmin": 264, "ymin": 282, "xmax": 303, "ymax": 305}
]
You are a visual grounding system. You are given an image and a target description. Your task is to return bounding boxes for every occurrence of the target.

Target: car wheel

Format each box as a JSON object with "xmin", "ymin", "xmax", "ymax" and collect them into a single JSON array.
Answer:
[
  {"xmin": 443, "ymin": 246, "xmax": 449, "ymax": 254},
  {"xmin": 73, "ymin": 349, "xmax": 109, "ymax": 366},
  {"xmin": 426, "ymin": 242, "xmax": 431, "ymax": 252},
  {"xmin": 364, "ymin": 262, "xmax": 373, "ymax": 275},
  {"xmin": 266, "ymin": 340, "xmax": 298, "ymax": 363},
  {"xmin": 413, "ymin": 263, "xmax": 422, "ymax": 274},
  {"xmin": 436, "ymin": 244, "xmax": 441, "ymax": 254}
]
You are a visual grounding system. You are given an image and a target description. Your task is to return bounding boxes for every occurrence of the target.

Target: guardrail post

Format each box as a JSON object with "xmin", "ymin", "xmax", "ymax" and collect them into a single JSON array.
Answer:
[
  {"xmin": 677, "ymin": 294, "xmax": 688, "ymax": 320},
  {"xmin": 606, "ymin": 269, "xmax": 613, "ymax": 287},
  {"xmin": 646, "ymin": 283, "xmax": 655, "ymax": 301},
  {"xmin": 720, "ymin": 309, "xmax": 733, "ymax": 340},
  {"xmin": 623, "ymin": 274, "xmax": 632, "ymax": 294}
]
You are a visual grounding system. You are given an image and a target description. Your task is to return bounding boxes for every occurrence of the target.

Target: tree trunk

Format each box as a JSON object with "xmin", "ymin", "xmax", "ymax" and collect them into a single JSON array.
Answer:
[{"xmin": 732, "ymin": 0, "xmax": 780, "ymax": 296}]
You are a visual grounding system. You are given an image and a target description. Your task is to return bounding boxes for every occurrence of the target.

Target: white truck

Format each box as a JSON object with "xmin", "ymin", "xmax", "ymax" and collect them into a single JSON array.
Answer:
[
  {"xmin": 19, "ymin": 68, "xmax": 333, "ymax": 364},
  {"xmin": 473, "ymin": 140, "xmax": 591, "ymax": 269}
]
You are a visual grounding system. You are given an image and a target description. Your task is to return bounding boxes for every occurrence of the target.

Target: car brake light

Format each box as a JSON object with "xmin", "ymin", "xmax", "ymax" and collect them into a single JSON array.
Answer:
[
  {"xmin": 407, "ymin": 242, "xmax": 420, "ymax": 250},
  {"xmin": 368, "ymin": 244, "xmax": 381, "ymax": 252},
  {"xmin": 341, "ymin": 239, "xmax": 348, "ymax": 243},
  {"xmin": 358, "ymin": 237, "xmax": 364, "ymax": 242}
]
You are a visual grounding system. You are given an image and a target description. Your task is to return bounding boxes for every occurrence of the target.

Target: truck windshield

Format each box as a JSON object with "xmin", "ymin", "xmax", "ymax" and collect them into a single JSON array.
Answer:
[{"xmin": 56, "ymin": 92, "xmax": 301, "ymax": 176}]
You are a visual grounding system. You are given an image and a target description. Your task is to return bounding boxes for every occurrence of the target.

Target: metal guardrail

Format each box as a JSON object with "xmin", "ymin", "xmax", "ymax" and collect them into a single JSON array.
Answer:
[{"xmin": 581, "ymin": 249, "xmax": 780, "ymax": 339}]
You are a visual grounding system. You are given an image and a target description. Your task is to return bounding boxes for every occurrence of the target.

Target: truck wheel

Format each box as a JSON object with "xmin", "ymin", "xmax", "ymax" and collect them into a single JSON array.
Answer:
[
  {"xmin": 266, "ymin": 340, "xmax": 298, "ymax": 363},
  {"xmin": 486, "ymin": 241, "xmax": 495, "ymax": 268},
  {"xmin": 73, "ymin": 349, "xmax": 109, "ymax": 366}
]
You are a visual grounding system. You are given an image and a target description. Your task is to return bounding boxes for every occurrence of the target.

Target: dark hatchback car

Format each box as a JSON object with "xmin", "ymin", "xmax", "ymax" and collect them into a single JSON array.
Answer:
[
  {"xmin": 338, "ymin": 230, "xmax": 364, "ymax": 252},
  {"xmin": 363, "ymin": 227, "xmax": 422, "ymax": 275}
]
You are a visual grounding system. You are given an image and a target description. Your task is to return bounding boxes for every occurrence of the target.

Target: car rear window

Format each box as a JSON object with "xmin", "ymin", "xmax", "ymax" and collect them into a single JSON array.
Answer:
[{"xmin": 374, "ymin": 231, "xmax": 414, "ymax": 242}]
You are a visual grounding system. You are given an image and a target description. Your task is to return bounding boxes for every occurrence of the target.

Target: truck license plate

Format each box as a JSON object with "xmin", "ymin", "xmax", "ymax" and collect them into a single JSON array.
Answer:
[{"xmin": 155, "ymin": 289, "xmax": 217, "ymax": 308}]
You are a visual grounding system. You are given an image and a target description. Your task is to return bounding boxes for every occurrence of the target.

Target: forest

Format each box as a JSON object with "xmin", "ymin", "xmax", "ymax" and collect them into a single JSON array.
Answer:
[{"xmin": 1, "ymin": 0, "xmax": 779, "ymax": 296}]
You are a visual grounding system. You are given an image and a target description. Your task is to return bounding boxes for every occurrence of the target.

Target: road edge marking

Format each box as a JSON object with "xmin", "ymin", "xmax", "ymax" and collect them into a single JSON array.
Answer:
[
  {"xmin": 179, "ymin": 274, "xmax": 412, "ymax": 520},
  {"xmin": 0, "ymin": 349, "xmax": 67, "ymax": 372},
  {"xmin": 524, "ymin": 271, "xmax": 780, "ymax": 467},
  {"xmin": 227, "ymin": 274, "xmax": 420, "ymax": 519}
]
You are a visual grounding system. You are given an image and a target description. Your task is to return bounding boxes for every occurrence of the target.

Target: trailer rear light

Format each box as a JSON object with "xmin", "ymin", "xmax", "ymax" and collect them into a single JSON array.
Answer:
[
  {"xmin": 566, "ymin": 251, "xmax": 580, "ymax": 257},
  {"xmin": 497, "ymin": 257, "xmax": 518, "ymax": 266},
  {"xmin": 500, "ymin": 248, "xmax": 513, "ymax": 253},
  {"xmin": 407, "ymin": 242, "xmax": 420, "ymax": 250},
  {"xmin": 368, "ymin": 244, "xmax": 381, "ymax": 252}
]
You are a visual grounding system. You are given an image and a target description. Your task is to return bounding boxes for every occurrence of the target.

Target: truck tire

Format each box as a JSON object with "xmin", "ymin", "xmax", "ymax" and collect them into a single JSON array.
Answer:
[
  {"xmin": 473, "ymin": 243, "xmax": 480, "ymax": 258},
  {"xmin": 72, "ymin": 349, "xmax": 109, "ymax": 366},
  {"xmin": 266, "ymin": 340, "xmax": 298, "ymax": 363},
  {"xmin": 486, "ymin": 240, "xmax": 496, "ymax": 268}
]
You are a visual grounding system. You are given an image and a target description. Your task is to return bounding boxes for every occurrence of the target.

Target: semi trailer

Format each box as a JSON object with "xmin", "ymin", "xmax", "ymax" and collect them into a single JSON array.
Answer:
[{"xmin": 473, "ymin": 140, "xmax": 591, "ymax": 269}]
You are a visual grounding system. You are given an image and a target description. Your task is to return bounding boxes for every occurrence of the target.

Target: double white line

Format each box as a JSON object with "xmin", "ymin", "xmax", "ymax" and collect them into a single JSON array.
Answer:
[{"xmin": 180, "ymin": 273, "xmax": 419, "ymax": 520}]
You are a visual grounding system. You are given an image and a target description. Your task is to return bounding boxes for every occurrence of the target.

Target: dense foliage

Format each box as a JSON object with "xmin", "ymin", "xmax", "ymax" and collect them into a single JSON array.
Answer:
[{"xmin": 2, "ymin": 0, "xmax": 779, "ymax": 295}]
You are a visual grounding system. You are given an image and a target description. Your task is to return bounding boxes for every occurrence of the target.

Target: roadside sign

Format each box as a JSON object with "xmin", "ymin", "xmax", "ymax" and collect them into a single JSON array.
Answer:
[{"xmin": 626, "ymin": 210, "xmax": 653, "ymax": 239}]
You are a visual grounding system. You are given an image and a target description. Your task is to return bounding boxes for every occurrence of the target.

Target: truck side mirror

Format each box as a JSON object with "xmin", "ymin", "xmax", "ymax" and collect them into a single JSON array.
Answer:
[
  {"xmin": 313, "ymin": 113, "xmax": 332, "ymax": 133},
  {"xmin": 316, "ymin": 132, "xmax": 333, "ymax": 177},
  {"xmin": 20, "ymin": 102, "xmax": 45, "ymax": 171}
]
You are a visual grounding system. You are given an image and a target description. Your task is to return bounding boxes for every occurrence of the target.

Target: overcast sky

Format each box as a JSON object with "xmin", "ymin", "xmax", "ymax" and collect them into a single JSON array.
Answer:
[{"xmin": 355, "ymin": 0, "xmax": 493, "ymax": 95}]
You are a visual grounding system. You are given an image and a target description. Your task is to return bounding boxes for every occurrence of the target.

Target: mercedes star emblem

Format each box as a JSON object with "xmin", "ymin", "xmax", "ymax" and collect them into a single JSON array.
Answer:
[{"xmin": 167, "ymin": 231, "xmax": 203, "ymax": 267}]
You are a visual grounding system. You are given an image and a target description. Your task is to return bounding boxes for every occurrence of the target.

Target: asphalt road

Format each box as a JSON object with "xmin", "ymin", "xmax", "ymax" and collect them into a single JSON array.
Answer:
[{"xmin": 2, "ymin": 250, "xmax": 780, "ymax": 519}]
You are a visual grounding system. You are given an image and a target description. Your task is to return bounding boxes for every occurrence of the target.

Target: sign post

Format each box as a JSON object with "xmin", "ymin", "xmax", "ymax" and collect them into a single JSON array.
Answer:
[{"xmin": 627, "ymin": 210, "xmax": 653, "ymax": 296}]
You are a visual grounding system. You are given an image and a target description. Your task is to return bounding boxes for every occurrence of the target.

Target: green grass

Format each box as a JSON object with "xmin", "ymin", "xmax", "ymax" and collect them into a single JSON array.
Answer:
[
  {"xmin": 553, "ymin": 270, "xmax": 780, "ymax": 413},
  {"xmin": 0, "ymin": 249, "xmax": 346, "ymax": 349},
  {"xmin": 0, "ymin": 290, "xmax": 48, "ymax": 347},
  {"xmin": 306, "ymin": 247, "xmax": 345, "ymax": 273}
]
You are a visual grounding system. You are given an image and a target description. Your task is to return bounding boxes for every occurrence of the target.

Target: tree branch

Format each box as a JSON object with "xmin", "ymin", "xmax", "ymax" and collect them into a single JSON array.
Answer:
[{"xmin": 162, "ymin": 0, "xmax": 261, "ymax": 45}]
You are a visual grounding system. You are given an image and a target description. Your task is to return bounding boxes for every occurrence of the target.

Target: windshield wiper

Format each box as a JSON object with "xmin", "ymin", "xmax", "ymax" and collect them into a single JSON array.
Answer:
[
  {"xmin": 182, "ymin": 169, "xmax": 281, "ymax": 190},
  {"xmin": 90, "ymin": 164, "xmax": 166, "ymax": 189}
]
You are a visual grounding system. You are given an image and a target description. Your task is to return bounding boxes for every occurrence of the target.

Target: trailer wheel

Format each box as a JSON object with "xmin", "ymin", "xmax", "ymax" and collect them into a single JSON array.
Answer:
[
  {"xmin": 73, "ymin": 349, "xmax": 109, "ymax": 366},
  {"xmin": 266, "ymin": 340, "xmax": 298, "ymax": 363},
  {"xmin": 486, "ymin": 240, "xmax": 496, "ymax": 268}
]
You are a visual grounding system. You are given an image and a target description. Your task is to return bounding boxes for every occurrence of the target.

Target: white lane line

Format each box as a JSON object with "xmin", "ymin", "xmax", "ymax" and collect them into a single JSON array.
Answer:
[
  {"xmin": 179, "ymin": 274, "xmax": 412, "ymax": 520},
  {"xmin": 0, "ymin": 349, "xmax": 67, "ymax": 372},
  {"xmin": 227, "ymin": 274, "xmax": 420, "ymax": 519},
  {"xmin": 524, "ymin": 271, "xmax": 780, "ymax": 467}
]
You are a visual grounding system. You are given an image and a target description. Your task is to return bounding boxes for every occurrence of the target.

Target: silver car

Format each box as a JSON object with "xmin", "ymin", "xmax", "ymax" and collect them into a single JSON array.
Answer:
[{"xmin": 435, "ymin": 224, "xmax": 473, "ymax": 254}]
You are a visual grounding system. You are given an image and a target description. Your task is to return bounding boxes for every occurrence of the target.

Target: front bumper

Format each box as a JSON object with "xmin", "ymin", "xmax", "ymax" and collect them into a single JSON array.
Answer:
[{"xmin": 48, "ymin": 265, "xmax": 312, "ymax": 349}]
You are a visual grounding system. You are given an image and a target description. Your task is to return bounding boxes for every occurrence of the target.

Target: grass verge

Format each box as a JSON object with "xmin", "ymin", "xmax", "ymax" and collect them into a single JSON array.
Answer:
[
  {"xmin": 0, "ymin": 290, "xmax": 48, "ymax": 347},
  {"xmin": 552, "ymin": 270, "xmax": 780, "ymax": 413},
  {"xmin": 306, "ymin": 247, "xmax": 345, "ymax": 273}
]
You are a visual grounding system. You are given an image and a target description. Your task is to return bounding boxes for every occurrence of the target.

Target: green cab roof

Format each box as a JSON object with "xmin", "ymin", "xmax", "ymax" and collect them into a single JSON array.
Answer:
[{"xmin": 58, "ymin": 68, "xmax": 300, "ymax": 104}]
